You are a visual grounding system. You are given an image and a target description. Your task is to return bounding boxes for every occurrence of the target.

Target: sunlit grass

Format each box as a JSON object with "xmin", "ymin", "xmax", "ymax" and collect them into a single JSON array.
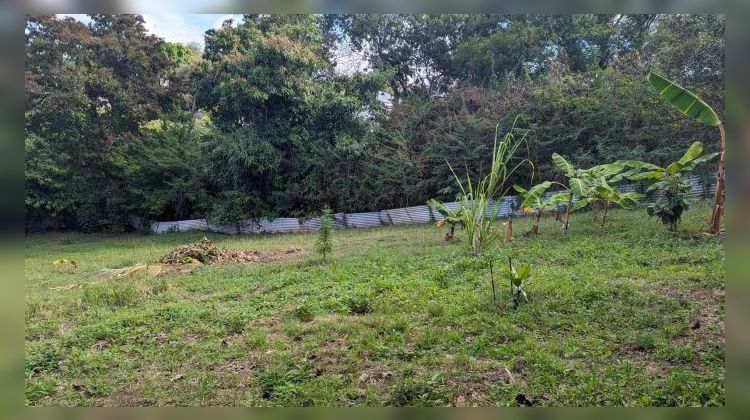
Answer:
[{"xmin": 25, "ymin": 202, "xmax": 724, "ymax": 406}]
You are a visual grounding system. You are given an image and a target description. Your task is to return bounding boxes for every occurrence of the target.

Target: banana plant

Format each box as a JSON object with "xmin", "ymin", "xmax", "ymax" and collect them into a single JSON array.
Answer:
[
  {"xmin": 550, "ymin": 154, "xmax": 635, "ymax": 232},
  {"xmin": 427, "ymin": 199, "xmax": 464, "ymax": 240},
  {"xmin": 624, "ymin": 141, "xmax": 717, "ymax": 231},
  {"xmin": 647, "ymin": 72, "xmax": 724, "ymax": 234},
  {"xmin": 513, "ymin": 181, "xmax": 569, "ymax": 234},
  {"xmin": 503, "ymin": 256, "xmax": 532, "ymax": 307},
  {"xmin": 587, "ymin": 177, "xmax": 644, "ymax": 228}
]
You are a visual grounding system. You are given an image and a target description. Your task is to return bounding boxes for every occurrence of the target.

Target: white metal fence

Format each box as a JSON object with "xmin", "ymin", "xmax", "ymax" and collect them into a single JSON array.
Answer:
[{"xmin": 140, "ymin": 176, "xmax": 716, "ymax": 235}]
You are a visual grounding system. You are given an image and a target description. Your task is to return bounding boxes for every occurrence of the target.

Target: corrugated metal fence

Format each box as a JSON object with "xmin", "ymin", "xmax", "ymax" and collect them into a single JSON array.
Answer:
[{"xmin": 142, "ymin": 176, "xmax": 716, "ymax": 235}]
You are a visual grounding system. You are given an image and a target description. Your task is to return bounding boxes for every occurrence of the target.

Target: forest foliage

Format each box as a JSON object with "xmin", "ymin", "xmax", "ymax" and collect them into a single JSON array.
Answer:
[{"xmin": 25, "ymin": 14, "xmax": 724, "ymax": 231}]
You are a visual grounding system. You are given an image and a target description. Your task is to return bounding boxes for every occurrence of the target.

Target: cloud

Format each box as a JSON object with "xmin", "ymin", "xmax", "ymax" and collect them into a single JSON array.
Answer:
[
  {"xmin": 212, "ymin": 14, "xmax": 242, "ymax": 29},
  {"xmin": 142, "ymin": 14, "xmax": 205, "ymax": 46},
  {"xmin": 140, "ymin": 14, "xmax": 243, "ymax": 46}
]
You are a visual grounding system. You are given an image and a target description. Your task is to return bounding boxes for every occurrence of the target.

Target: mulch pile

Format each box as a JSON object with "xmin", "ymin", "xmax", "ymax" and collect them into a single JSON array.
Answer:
[
  {"xmin": 51, "ymin": 237, "xmax": 303, "ymax": 290},
  {"xmin": 157, "ymin": 237, "xmax": 303, "ymax": 265}
]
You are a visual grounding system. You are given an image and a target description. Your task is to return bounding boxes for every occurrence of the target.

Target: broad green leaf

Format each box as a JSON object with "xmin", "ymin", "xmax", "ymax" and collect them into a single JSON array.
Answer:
[
  {"xmin": 677, "ymin": 141, "xmax": 704, "ymax": 165},
  {"xmin": 569, "ymin": 178, "xmax": 589, "ymax": 197},
  {"xmin": 619, "ymin": 192, "xmax": 643, "ymax": 209},
  {"xmin": 647, "ymin": 72, "xmax": 721, "ymax": 127},
  {"xmin": 516, "ymin": 264, "xmax": 531, "ymax": 280},
  {"xmin": 545, "ymin": 192, "xmax": 570, "ymax": 207},
  {"xmin": 682, "ymin": 152, "xmax": 718, "ymax": 172},
  {"xmin": 513, "ymin": 185, "xmax": 528, "ymax": 195},
  {"xmin": 629, "ymin": 170, "xmax": 665, "ymax": 181},
  {"xmin": 572, "ymin": 197, "xmax": 593, "ymax": 210},
  {"xmin": 665, "ymin": 161, "xmax": 683, "ymax": 175},
  {"xmin": 552, "ymin": 153, "xmax": 575, "ymax": 176},
  {"xmin": 584, "ymin": 162, "xmax": 625, "ymax": 180},
  {"xmin": 518, "ymin": 181, "xmax": 552, "ymax": 209},
  {"xmin": 616, "ymin": 160, "xmax": 662, "ymax": 171},
  {"xmin": 609, "ymin": 166, "xmax": 649, "ymax": 183},
  {"xmin": 593, "ymin": 186, "xmax": 616, "ymax": 201}
]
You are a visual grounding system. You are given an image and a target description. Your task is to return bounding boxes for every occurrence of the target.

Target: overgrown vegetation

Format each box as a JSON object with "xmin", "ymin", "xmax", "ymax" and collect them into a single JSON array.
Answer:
[
  {"xmin": 25, "ymin": 14, "xmax": 724, "ymax": 232},
  {"xmin": 25, "ymin": 203, "xmax": 724, "ymax": 406},
  {"xmin": 24, "ymin": 13, "xmax": 725, "ymax": 408}
]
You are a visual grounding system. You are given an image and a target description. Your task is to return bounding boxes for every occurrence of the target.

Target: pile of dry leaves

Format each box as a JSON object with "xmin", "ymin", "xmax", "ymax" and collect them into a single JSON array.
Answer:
[
  {"xmin": 51, "ymin": 237, "xmax": 304, "ymax": 290},
  {"xmin": 157, "ymin": 237, "xmax": 303, "ymax": 265}
]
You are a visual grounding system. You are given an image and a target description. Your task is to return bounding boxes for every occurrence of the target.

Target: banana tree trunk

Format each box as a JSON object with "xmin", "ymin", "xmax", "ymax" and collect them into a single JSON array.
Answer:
[
  {"xmin": 708, "ymin": 124, "xmax": 725, "ymax": 234},
  {"xmin": 563, "ymin": 192, "xmax": 573, "ymax": 234}
]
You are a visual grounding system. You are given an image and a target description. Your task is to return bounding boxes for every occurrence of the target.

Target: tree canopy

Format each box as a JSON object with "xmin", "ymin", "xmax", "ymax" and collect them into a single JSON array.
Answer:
[{"xmin": 25, "ymin": 14, "xmax": 724, "ymax": 231}]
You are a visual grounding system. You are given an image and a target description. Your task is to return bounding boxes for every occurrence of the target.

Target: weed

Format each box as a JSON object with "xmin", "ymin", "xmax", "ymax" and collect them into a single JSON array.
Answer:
[
  {"xmin": 150, "ymin": 278, "xmax": 169, "ymax": 295},
  {"xmin": 633, "ymin": 333, "xmax": 656, "ymax": 351},
  {"xmin": 293, "ymin": 304, "xmax": 315, "ymax": 323},
  {"xmin": 244, "ymin": 330, "xmax": 267, "ymax": 350},
  {"xmin": 345, "ymin": 294, "xmax": 372, "ymax": 315},
  {"xmin": 224, "ymin": 314, "xmax": 246, "ymax": 335},
  {"xmin": 81, "ymin": 283, "xmax": 139, "ymax": 308}
]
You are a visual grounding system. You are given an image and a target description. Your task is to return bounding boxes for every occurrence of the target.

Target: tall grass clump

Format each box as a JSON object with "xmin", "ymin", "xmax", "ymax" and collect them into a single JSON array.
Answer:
[{"xmin": 446, "ymin": 116, "xmax": 533, "ymax": 254}]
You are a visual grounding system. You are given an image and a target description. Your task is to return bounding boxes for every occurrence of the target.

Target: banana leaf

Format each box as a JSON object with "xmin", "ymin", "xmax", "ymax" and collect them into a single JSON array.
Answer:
[
  {"xmin": 515, "ymin": 181, "xmax": 552, "ymax": 209},
  {"xmin": 647, "ymin": 72, "xmax": 721, "ymax": 127},
  {"xmin": 552, "ymin": 153, "xmax": 576, "ymax": 177}
]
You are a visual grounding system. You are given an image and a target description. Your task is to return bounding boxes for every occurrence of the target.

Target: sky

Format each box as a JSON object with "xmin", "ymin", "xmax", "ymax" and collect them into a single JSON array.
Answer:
[
  {"xmin": 58, "ymin": 13, "xmax": 372, "ymax": 77},
  {"xmin": 59, "ymin": 14, "xmax": 243, "ymax": 46}
]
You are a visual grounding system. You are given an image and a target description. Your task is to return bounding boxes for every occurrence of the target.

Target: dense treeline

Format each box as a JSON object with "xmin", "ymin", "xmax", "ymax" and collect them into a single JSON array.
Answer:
[{"xmin": 25, "ymin": 14, "xmax": 724, "ymax": 232}]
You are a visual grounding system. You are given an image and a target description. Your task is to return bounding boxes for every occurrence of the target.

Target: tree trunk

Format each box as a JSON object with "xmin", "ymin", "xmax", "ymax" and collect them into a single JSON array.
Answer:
[
  {"xmin": 592, "ymin": 200, "xmax": 599, "ymax": 221},
  {"xmin": 563, "ymin": 192, "xmax": 573, "ymax": 233},
  {"xmin": 708, "ymin": 124, "xmax": 725, "ymax": 234},
  {"xmin": 531, "ymin": 213, "xmax": 540, "ymax": 234},
  {"xmin": 601, "ymin": 201, "xmax": 609, "ymax": 229}
]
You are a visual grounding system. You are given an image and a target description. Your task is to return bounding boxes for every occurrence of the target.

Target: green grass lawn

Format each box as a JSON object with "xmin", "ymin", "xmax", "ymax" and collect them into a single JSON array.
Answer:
[{"xmin": 25, "ymin": 202, "xmax": 725, "ymax": 406}]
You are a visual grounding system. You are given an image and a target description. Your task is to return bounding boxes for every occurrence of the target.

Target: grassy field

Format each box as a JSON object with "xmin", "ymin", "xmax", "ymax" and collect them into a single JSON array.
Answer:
[{"xmin": 25, "ymin": 203, "xmax": 725, "ymax": 406}]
